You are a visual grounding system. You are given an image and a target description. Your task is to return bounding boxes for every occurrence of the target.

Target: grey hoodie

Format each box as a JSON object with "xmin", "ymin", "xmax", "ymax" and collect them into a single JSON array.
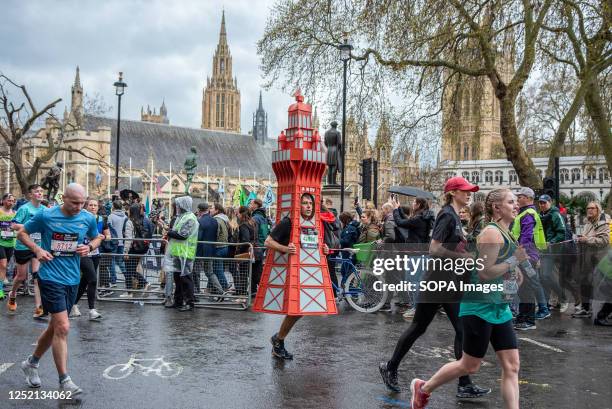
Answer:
[{"xmin": 108, "ymin": 210, "xmax": 128, "ymax": 246}]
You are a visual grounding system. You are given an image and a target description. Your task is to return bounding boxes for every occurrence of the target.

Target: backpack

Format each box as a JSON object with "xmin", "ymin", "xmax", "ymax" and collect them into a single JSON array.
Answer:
[
  {"xmin": 100, "ymin": 216, "xmax": 128, "ymax": 254},
  {"xmin": 323, "ymin": 220, "xmax": 341, "ymax": 249}
]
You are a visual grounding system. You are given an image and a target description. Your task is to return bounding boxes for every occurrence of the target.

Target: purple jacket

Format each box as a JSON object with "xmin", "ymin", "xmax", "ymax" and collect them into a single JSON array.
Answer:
[{"xmin": 517, "ymin": 205, "xmax": 539, "ymax": 263}]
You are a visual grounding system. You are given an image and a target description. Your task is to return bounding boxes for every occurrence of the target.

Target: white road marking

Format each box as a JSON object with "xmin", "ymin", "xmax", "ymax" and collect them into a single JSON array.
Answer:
[
  {"xmin": 519, "ymin": 337, "xmax": 564, "ymax": 353},
  {"xmin": 0, "ymin": 363, "xmax": 14, "ymax": 375}
]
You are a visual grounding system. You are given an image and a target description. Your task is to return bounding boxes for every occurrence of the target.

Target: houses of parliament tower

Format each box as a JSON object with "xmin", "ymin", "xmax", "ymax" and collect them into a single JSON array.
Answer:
[{"xmin": 201, "ymin": 11, "xmax": 241, "ymax": 133}]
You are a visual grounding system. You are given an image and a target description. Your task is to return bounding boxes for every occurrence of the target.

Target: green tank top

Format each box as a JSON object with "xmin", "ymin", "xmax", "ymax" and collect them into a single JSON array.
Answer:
[
  {"xmin": 0, "ymin": 210, "xmax": 16, "ymax": 248},
  {"xmin": 459, "ymin": 222, "xmax": 515, "ymax": 324}
]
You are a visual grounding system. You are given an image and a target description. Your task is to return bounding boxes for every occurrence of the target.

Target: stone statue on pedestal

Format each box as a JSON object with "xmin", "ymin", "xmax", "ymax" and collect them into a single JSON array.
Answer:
[
  {"xmin": 183, "ymin": 146, "xmax": 198, "ymax": 194},
  {"xmin": 41, "ymin": 162, "xmax": 63, "ymax": 200},
  {"xmin": 324, "ymin": 121, "xmax": 342, "ymax": 186}
]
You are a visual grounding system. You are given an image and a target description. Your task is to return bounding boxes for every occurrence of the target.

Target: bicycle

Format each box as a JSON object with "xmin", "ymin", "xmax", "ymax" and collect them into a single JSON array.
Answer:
[
  {"xmin": 103, "ymin": 354, "xmax": 182, "ymax": 380},
  {"xmin": 328, "ymin": 248, "xmax": 389, "ymax": 313}
]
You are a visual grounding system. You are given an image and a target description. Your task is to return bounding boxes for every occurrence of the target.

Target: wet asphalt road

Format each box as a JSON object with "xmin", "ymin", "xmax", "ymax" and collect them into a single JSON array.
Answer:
[{"xmin": 1, "ymin": 297, "xmax": 611, "ymax": 409}]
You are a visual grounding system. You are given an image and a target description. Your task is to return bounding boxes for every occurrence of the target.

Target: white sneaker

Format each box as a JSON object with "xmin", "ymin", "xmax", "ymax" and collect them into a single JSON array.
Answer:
[
  {"xmin": 119, "ymin": 292, "xmax": 133, "ymax": 298},
  {"xmin": 69, "ymin": 305, "xmax": 81, "ymax": 318},
  {"xmin": 21, "ymin": 359, "xmax": 41, "ymax": 388},
  {"xmin": 403, "ymin": 307, "xmax": 416, "ymax": 319},
  {"xmin": 88, "ymin": 309, "xmax": 102, "ymax": 320},
  {"xmin": 59, "ymin": 376, "xmax": 82, "ymax": 395},
  {"xmin": 559, "ymin": 302, "xmax": 570, "ymax": 313}
]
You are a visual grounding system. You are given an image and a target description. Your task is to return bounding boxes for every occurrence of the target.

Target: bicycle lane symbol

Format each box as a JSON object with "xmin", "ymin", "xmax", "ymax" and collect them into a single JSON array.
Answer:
[{"xmin": 103, "ymin": 355, "xmax": 183, "ymax": 380}]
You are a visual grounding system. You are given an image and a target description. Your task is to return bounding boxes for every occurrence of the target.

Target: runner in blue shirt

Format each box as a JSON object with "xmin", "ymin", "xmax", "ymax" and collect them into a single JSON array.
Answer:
[
  {"xmin": 16, "ymin": 183, "xmax": 101, "ymax": 395},
  {"xmin": 7, "ymin": 184, "xmax": 45, "ymax": 317}
]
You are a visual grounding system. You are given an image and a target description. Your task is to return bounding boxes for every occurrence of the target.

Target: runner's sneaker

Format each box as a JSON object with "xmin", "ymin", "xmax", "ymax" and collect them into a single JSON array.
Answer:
[
  {"xmin": 410, "ymin": 378, "xmax": 430, "ymax": 409},
  {"xmin": 271, "ymin": 334, "xmax": 293, "ymax": 360},
  {"xmin": 119, "ymin": 292, "xmax": 133, "ymax": 298},
  {"xmin": 379, "ymin": 362, "xmax": 400, "ymax": 392},
  {"xmin": 514, "ymin": 322, "xmax": 537, "ymax": 331},
  {"xmin": 559, "ymin": 302, "xmax": 570, "ymax": 313},
  {"xmin": 59, "ymin": 376, "xmax": 82, "ymax": 395},
  {"xmin": 572, "ymin": 308, "xmax": 592, "ymax": 318},
  {"xmin": 33, "ymin": 306, "xmax": 45, "ymax": 319},
  {"xmin": 21, "ymin": 359, "xmax": 41, "ymax": 388},
  {"xmin": 402, "ymin": 307, "xmax": 416, "ymax": 319},
  {"xmin": 535, "ymin": 309, "xmax": 551, "ymax": 320},
  {"xmin": 456, "ymin": 383, "xmax": 491, "ymax": 398},
  {"xmin": 7, "ymin": 295, "xmax": 16, "ymax": 312},
  {"xmin": 594, "ymin": 317, "xmax": 612, "ymax": 326},
  {"xmin": 69, "ymin": 305, "xmax": 81, "ymax": 318},
  {"xmin": 88, "ymin": 309, "xmax": 102, "ymax": 320}
]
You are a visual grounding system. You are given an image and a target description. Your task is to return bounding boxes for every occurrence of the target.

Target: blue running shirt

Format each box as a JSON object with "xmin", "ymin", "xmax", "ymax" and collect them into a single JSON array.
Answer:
[
  {"xmin": 24, "ymin": 206, "xmax": 99, "ymax": 285},
  {"xmin": 14, "ymin": 202, "xmax": 43, "ymax": 251}
]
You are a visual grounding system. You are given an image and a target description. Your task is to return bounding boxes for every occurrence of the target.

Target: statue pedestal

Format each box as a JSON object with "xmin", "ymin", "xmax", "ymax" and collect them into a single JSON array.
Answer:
[{"xmin": 321, "ymin": 184, "xmax": 351, "ymax": 213}]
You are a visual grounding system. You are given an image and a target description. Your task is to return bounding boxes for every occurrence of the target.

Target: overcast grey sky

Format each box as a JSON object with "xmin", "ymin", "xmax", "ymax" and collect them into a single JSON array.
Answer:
[{"xmin": 0, "ymin": 0, "xmax": 294, "ymax": 136}]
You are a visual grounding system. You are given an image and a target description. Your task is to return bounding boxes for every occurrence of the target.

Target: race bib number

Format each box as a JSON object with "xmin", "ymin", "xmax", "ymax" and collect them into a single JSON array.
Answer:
[
  {"xmin": 0, "ymin": 221, "xmax": 14, "ymax": 239},
  {"xmin": 300, "ymin": 228, "xmax": 318, "ymax": 249},
  {"xmin": 51, "ymin": 232, "xmax": 79, "ymax": 257},
  {"xmin": 30, "ymin": 232, "xmax": 42, "ymax": 242}
]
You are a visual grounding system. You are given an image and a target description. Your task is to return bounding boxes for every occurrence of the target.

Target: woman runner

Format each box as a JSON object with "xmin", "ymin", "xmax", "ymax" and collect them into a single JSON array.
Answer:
[
  {"xmin": 71, "ymin": 199, "xmax": 108, "ymax": 320},
  {"xmin": 409, "ymin": 188, "xmax": 525, "ymax": 409},
  {"xmin": 379, "ymin": 176, "xmax": 489, "ymax": 399}
]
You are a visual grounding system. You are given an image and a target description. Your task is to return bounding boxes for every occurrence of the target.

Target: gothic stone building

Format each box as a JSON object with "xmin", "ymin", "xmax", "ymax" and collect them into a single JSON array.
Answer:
[{"xmin": 201, "ymin": 11, "xmax": 241, "ymax": 133}]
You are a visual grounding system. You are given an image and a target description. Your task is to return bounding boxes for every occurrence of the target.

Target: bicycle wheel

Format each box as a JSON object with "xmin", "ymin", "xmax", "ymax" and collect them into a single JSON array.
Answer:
[
  {"xmin": 103, "ymin": 363, "xmax": 134, "ymax": 380},
  {"xmin": 343, "ymin": 269, "xmax": 388, "ymax": 313}
]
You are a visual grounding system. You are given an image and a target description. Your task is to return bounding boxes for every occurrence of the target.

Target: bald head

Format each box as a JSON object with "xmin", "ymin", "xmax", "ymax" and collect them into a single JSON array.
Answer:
[{"xmin": 62, "ymin": 183, "xmax": 86, "ymax": 216}]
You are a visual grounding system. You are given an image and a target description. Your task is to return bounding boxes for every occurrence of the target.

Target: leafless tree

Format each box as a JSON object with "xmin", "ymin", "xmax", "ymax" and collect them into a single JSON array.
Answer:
[{"xmin": 0, "ymin": 74, "xmax": 104, "ymax": 195}]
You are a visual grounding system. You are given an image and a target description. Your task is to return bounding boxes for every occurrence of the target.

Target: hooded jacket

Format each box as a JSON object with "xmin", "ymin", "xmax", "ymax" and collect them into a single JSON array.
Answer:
[
  {"xmin": 108, "ymin": 209, "xmax": 128, "ymax": 246},
  {"xmin": 540, "ymin": 205, "xmax": 566, "ymax": 244},
  {"xmin": 214, "ymin": 213, "xmax": 230, "ymax": 247},
  {"xmin": 167, "ymin": 196, "xmax": 197, "ymax": 241}
]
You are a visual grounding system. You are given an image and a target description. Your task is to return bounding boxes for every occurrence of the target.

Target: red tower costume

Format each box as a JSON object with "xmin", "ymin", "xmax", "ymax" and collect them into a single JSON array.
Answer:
[{"xmin": 252, "ymin": 91, "xmax": 337, "ymax": 316}]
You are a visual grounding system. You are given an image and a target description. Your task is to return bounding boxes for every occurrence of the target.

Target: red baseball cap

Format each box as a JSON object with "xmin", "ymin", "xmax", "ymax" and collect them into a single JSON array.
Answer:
[{"xmin": 443, "ymin": 176, "xmax": 479, "ymax": 193}]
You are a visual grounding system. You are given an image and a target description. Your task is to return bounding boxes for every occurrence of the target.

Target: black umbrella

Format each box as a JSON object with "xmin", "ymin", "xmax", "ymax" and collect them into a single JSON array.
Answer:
[
  {"xmin": 388, "ymin": 186, "xmax": 435, "ymax": 200},
  {"xmin": 119, "ymin": 189, "xmax": 140, "ymax": 201}
]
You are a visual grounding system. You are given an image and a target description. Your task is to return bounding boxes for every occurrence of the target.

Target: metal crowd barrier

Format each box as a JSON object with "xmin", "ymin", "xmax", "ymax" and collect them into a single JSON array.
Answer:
[{"xmin": 96, "ymin": 238, "xmax": 253, "ymax": 311}]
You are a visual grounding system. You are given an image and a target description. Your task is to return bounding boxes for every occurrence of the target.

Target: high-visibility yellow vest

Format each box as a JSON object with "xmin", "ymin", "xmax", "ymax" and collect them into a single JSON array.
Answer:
[
  {"xmin": 169, "ymin": 212, "xmax": 198, "ymax": 260},
  {"xmin": 511, "ymin": 207, "xmax": 547, "ymax": 251}
]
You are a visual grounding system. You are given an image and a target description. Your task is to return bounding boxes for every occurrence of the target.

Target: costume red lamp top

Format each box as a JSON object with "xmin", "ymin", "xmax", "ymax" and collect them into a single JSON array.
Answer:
[{"xmin": 252, "ymin": 90, "xmax": 337, "ymax": 316}]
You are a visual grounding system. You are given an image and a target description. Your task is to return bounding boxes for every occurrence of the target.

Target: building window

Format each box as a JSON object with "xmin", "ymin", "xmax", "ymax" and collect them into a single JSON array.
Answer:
[
  {"xmin": 220, "ymin": 94, "xmax": 225, "ymax": 127},
  {"xmin": 215, "ymin": 95, "xmax": 220, "ymax": 127},
  {"xmin": 68, "ymin": 146, "xmax": 73, "ymax": 161},
  {"xmin": 600, "ymin": 168, "xmax": 610, "ymax": 182},
  {"xmin": 455, "ymin": 144, "xmax": 461, "ymax": 160},
  {"xmin": 560, "ymin": 168, "xmax": 569, "ymax": 183},
  {"xmin": 509, "ymin": 170, "xmax": 517, "ymax": 184},
  {"xmin": 485, "ymin": 171, "xmax": 493, "ymax": 184},
  {"xmin": 445, "ymin": 172, "xmax": 455, "ymax": 180},
  {"xmin": 586, "ymin": 167, "xmax": 596, "ymax": 183},
  {"xmin": 463, "ymin": 143, "xmax": 469, "ymax": 161},
  {"xmin": 220, "ymin": 59, "xmax": 225, "ymax": 74},
  {"xmin": 462, "ymin": 171, "xmax": 469, "ymax": 181},
  {"xmin": 571, "ymin": 168, "xmax": 581, "ymax": 182},
  {"xmin": 495, "ymin": 170, "xmax": 503, "ymax": 184},
  {"xmin": 25, "ymin": 152, "xmax": 31, "ymax": 163},
  {"xmin": 471, "ymin": 144, "xmax": 478, "ymax": 160},
  {"xmin": 472, "ymin": 171, "xmax": 480, "ymax": 184}
]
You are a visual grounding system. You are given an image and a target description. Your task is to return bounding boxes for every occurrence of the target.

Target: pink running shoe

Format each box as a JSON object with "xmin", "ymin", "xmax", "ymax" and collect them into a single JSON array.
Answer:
[{"xmin": 410, "ymin": 378, "xmax": 430, "ymax": 409}]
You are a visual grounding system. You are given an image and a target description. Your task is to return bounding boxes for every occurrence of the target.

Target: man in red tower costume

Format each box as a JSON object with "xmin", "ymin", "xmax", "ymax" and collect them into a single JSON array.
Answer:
[{"xmin": 265, "ymin": 192, "xmax": 329, "ymax": 359}]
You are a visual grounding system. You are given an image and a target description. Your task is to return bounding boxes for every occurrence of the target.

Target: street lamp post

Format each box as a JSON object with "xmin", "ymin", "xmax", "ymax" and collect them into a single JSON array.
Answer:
[
  {"xmin": 339, "ymin": 34, "xmax": 353, "ymax": 212},
  {"xmin": 600, "ymin": 187, "xmax": 604, "ymax": 201},
  {"xmin": 113, "ymin": 72, "xmax": 127, "ymax": 192}
]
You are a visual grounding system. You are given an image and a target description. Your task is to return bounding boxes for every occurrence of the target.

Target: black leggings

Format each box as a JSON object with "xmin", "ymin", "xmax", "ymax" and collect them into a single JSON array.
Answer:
[
  {"xmin": 387, "ymin": 302, "xmax": 472, "ymax": 387},
  {"xmin": 77, "ymin": 256, "xmax": 99, "ymax": 310}
]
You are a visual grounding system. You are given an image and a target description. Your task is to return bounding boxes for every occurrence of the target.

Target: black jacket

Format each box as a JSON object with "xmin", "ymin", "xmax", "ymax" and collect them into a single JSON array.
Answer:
[{"xmin": 393, "ymin": 208, "xmax": 434, "ymax": 244}]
